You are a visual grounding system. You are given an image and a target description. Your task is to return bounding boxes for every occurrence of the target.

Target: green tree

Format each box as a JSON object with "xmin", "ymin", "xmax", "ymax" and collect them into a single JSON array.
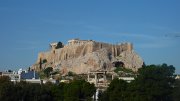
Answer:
[
  {"xmin": 98, "ymin": 90, "xmax": 109, "ymax": 101},
  {"xmin": 173, "ymin": 79, "xmax": 180, "ymax": 101},
  {"xmin": 0, "ymin": 76, "xmax": 16, "ymax": 101},
  {"xmin": 64, "ymin": 80, "xmax": 96, "ymax": 101},
  {"xmin": 131, "ymin": 64, "xmax": 175, "ymax": 101},
  {"xmin": 44, "ymin": 67, "xmax": 53, "ymax": 77},
  {"xmin": 99, "ymin": 78, "xmax": 129, "ymax": 101},
  {"xmin": 67, "ymin": 71, "xmax": 74, "ymax": 76},
  {"xmin": 42, "ymin": 59, "xmax": 47, "ymax": 63},
  {"xmin": 14, "ymin": 81, "xmax": 53, "ymax": 101},
  {"xmin": 49, "ymin": 83, "xmax": 65, "ymax": 101},
  {"xmin": 56, "ymin": 42, "xmax": 64, "ymax": 49},
  {"xmin": 0, "ymin": 76, "xmax": 10, "ymax": 83},
  {"xmin": 99, "ymin": 64, "xmax": 175, "ymax": 101}
]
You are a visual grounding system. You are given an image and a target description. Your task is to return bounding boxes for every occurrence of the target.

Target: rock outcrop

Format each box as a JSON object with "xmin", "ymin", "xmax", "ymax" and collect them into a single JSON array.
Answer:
[{"xmin": 31, "ymin": 39, "xmax": 143, "ymax": 74}]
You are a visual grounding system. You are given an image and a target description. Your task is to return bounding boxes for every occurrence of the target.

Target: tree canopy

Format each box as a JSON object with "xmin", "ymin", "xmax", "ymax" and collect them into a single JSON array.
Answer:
[
  {"xmin": 64, "ymin": 80, "xmax": 96, "ymax": 101},
  {"xmin": 43, "ymin": 67, "xmax": 53, "ymax": 77},
  {"xmin": 0, "ymin": 63, "xmax": 179, "ymax": 101},
  {"xmin": 0, "ymin": 76, "xmax": 95, "ymax": 101},
  {"xmin": 99, "ymin": 63, "xmax": 176, "ymax": 101}
]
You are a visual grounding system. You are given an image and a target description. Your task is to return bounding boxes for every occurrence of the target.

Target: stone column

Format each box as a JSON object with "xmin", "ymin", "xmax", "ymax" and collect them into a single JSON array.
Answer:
[
  {"xmin": 103, "ymin": 73, "xmax": 107, "ymax": 86},
  {"xmin": 103, "ymin": 73, "xmax": 106, "ymax": 82},
  {"xmin": 112, "ymin": 45, "xmax": 114, "ymax": 57},
  {"xmin": 88, "ymin": 73, "xmax": 90, "ymax": 82},
  {"xmin": 115, "ymin": 46, "xmax": 117, "ymax": 57},
  {"xmin": 95, "ymin": 73, "xmax": 98, "ymax": 87},
  {"xmin": 112, "ymin": 74, "xmax": 114, "ymax": 80}
]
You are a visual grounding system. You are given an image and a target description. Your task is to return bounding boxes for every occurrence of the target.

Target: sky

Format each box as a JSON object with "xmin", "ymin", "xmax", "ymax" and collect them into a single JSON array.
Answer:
[{"xmin": 0, "ymin": 0, "xmax": 180, "ymax": 73}]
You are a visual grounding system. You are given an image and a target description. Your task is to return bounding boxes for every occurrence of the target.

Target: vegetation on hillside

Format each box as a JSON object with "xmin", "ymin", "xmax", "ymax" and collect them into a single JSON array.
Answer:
[
  {"xmin": 114, "ymin": 66, "xmax": 136, "ymax": 77},
  {"xmin": 39, "ymin": 67, "xmax": 54, "ymax": 79},
  {"xmin": 114, "ymin": 66, "xmax": 134, "ymax": 73}
]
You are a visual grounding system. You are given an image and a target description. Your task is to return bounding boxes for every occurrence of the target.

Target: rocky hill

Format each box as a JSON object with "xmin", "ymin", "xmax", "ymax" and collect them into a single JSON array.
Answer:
[{"xmin": 31, "ymin": 39, "xmax": 143, "ymax": 74}]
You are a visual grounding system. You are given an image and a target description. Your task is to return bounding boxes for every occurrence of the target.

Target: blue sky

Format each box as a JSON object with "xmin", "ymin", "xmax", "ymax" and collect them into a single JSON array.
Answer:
[{"xmin": 0, "ymin": 0, "xmax": 180, "ymax": 73}]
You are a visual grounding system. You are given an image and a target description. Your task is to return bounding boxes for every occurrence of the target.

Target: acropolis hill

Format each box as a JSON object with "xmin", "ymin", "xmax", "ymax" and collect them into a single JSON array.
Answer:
[{"xmin": 31, "ymin": 39, "xmax": 143, "ymax": 74}]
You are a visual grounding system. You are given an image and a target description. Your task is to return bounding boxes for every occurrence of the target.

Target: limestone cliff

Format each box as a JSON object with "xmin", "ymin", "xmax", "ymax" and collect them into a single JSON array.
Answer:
[{"xmin": 31, "ymin": 39, "xmax": 143, "ymax": 74}]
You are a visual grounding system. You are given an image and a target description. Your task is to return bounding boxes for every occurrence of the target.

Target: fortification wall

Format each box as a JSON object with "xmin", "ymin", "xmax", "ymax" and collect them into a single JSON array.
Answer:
[
  {"xmin": 37, "ymin": 40, "xmax": 133, "ymax": 65},
  {"xmin": 31, "ymin": 39, "xmax": 140, "ymax": 73}
]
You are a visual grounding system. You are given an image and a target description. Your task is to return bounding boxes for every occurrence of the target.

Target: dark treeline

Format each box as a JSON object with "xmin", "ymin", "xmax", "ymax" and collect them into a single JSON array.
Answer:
[
  {"xmin": 99, "ymin": 64, "xmax": 180, "ymax": 101},
  {"xmin": 0, "ymin": 77, "xmax": 96, "ymax": 101},
  {"xmin": 0, "ymin": 64, "xmax": 180, "ymax": 101}
]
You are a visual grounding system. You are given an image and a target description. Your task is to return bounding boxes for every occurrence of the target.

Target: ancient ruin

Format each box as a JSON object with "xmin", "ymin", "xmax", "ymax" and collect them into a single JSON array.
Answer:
[{"xmin": 31, "ymin": 39, "xmax": 143, "ymax": 74}]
